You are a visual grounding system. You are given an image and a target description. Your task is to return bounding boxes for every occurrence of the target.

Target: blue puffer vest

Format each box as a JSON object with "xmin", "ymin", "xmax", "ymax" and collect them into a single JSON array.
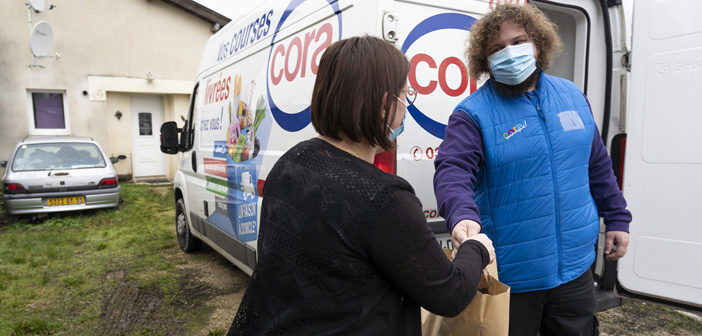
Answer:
[{"xmin": 456, "ymin": 72, "xmax": 600, "ymax": 293}]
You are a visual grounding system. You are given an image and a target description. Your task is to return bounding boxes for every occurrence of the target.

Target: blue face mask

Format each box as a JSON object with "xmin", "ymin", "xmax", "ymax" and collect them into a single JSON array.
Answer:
[
  {"xmin": 488, "ymin": 42, "xmax": 537, "ymax": 85},
  {"xmin": 388, "ymin": 120, "xmax": 404, "ymax": 141}
]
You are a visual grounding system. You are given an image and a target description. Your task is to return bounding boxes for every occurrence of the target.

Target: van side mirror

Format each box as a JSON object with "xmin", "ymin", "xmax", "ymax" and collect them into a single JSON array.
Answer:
[
  {"xmin": 0, "ymin": 161, "xmax": 7, "ymax": 168},
  {"xmin": 160, "ymin": 121, "xmax": 181, "ymax": 154}
]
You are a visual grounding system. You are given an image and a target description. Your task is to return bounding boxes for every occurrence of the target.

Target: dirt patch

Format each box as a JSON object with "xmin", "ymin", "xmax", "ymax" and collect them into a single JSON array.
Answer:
[
  {"xmin": 203, "ymin": 293, "xmax": 244, "ymax": 335},
  {"xmin": 152, "ymin": 186, "xmax": 172, "ymax": 196},
  {"xmin": 598, "ymin": 300, "xmax": 702, "ymax": 336},
  {"xmin": 99, "ymin": 270, "xmax": 218, "ymax": 336},
  {"xmin": 174, "ymin": 245, "xmax": 250, "ymax": 335},
  {"xmin": 105, "ymin": 270, "xmax": 124, "ymax": 281},
  {"xmin": 100, "ymin": 281, "xmax": 183, "ymax": 336},
  {"xmin": 181, "ymin": 252, "xmax": 248, "ymax": 291}
]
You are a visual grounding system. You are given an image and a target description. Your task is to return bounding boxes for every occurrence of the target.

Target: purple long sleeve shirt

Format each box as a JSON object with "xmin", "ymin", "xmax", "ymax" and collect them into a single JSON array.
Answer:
[{"xmin": 434, "ymin": 110, "xmax": 632, "ymax": 234}]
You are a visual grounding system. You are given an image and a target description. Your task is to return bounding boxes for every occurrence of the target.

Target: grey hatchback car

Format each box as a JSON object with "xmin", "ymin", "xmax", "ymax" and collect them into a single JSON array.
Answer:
[{"xmin": 1, "ymin": 136, "xmax": 120, "ymax": 215}]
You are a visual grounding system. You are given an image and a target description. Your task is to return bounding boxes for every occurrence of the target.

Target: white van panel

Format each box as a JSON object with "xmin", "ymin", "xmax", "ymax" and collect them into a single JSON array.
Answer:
[
  {"xmin": 618, "ymin": 0, "xmax": 702, "ymax": 307},
  {"xmin": 393, "ymin": 1, "xmax": 489, "ymax": 225},
  {"xmin": 648, "ymin": 0, "xmax": 702, "ymax": 40},
  {"xmin": 641, "ymin": 46, "xmax": 702, "ymax": 163}
]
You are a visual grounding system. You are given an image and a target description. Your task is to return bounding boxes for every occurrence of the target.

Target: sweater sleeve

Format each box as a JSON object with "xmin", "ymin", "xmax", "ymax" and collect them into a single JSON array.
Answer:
[
  {"xmin": 365, "ymin": 189, "xmax": 490, "ymax": 317},
  {"xmin": 433, "ymin": 111, "xmax": 484, "ymax": 233},
  {"xmin": 589, "ymin": 127, "xmax": 632, "ymax": 232}
]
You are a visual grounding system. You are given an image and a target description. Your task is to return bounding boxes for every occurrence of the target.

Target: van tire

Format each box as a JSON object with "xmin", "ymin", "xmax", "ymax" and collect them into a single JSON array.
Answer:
[{"xmin": 176, "ymin": 198, "xmax": 202, "ymax": 252}]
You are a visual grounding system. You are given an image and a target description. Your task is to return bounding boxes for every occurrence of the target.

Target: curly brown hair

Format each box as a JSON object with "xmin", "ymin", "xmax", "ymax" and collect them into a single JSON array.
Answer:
[{"xmin": 467, "ymin": 4, "xmax": 562, "ymax": 80}]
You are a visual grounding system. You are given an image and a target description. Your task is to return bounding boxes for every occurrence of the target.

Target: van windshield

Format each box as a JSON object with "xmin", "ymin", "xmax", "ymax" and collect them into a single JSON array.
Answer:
[{"xmin": 12, "ymin": 142, "xmax": 107, "ymax": 171}]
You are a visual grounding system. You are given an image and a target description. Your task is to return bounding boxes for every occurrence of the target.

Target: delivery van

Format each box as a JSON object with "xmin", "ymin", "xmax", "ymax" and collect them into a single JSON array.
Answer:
[{"xmin": 159, "ymin": 0, "xmax": 702, "ymax": 312}]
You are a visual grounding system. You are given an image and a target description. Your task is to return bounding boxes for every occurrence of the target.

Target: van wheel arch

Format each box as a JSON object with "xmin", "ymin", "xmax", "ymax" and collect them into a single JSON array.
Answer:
[{"xmin": 176, "ymin": 197, "xmax": 202, "ymax": 252}]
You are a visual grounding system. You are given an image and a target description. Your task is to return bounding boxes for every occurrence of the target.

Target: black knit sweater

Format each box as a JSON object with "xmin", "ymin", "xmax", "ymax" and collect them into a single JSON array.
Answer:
[{"xmin": 228, "ymin": 138, "xmax": 489, "ymax": 335}]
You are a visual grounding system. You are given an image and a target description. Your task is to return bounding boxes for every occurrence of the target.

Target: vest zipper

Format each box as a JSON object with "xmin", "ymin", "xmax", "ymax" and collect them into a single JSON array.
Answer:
[{"xmin": 534, "ymin": 101, "xmax": 563, "ymax": 284}]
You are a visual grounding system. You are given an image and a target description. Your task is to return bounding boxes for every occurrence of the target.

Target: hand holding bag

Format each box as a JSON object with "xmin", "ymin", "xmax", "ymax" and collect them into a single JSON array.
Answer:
[{"xmin": 421, "ymin": 249, "xmax": 510, "ymax": 336}]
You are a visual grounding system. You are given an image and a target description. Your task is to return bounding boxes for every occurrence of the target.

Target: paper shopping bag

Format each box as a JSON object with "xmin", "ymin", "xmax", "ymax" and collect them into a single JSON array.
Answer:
[{"xmin": 421, "ymin": 249, "xmax": 510, "ymax": 336}]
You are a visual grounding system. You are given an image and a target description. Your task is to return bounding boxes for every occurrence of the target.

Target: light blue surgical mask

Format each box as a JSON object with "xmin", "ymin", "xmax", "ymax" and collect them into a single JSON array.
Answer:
[
  {"xmin": 488, "ymin": 42, "xmax": 537, "ymax": 85},
  {"xmin": 387, "ymin": 95, "xmax": 410, "ymax": 141},
  {"xmin": 388, "ymin": 120, "xmax": 404, "ymax": 141}
]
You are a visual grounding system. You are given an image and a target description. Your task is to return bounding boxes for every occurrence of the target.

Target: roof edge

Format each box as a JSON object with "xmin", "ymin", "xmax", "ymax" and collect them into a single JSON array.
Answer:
[{"xmin": 159, "ymin": 0, "xmax": 231, "ymax": 28}]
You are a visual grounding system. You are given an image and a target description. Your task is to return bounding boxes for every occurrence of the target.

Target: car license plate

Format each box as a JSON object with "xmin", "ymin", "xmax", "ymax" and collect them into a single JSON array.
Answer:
[
  {"xmin": 46, "ymin": 196, "xmax": 85, "ymax": 206},
  {"xmin": 435, "ymin": 232, "xmax": 454, "ymax": 250}
]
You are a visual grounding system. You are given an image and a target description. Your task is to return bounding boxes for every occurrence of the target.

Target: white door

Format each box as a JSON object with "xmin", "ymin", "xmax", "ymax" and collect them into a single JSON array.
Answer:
[
  {"xmin": 130, "ymin": 95, "xmax": 165, "ymax": 177},
  {"xmin": 618, "ymin": 0, "xmax": 702, "ymax": 308}
]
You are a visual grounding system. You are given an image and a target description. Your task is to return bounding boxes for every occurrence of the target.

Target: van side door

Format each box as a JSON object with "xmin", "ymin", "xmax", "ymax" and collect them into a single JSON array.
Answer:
[{"xmin": 616, "ymin": 0, "xmax": 702, "ymax": 310}]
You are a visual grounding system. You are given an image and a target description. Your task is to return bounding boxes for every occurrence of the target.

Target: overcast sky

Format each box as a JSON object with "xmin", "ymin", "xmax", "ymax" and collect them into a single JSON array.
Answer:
[{"xmin": 193, "ymin": 0, "xmax": 260, "ymax": 21}]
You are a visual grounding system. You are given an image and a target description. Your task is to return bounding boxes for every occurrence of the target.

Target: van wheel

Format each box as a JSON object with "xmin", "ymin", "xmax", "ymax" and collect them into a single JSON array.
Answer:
[{"xmin": 176, "ymin": 198, "xmax": 202, "ymax": 252}]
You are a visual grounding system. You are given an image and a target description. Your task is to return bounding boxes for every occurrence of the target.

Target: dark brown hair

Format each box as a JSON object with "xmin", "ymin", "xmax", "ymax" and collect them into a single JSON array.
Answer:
[
  {"xmin": 467, "ymin": 4, "xmax": 562, "ymax": 80},
  {"xmin": 311, "ymin": 35, "xmax": 409, "ymax": 151}
]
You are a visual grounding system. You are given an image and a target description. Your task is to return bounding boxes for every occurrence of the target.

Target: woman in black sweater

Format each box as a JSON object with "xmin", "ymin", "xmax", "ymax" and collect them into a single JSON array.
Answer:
[{"xmin": 228, "ymin": 35, "xmax": 495, "ymax": 335}]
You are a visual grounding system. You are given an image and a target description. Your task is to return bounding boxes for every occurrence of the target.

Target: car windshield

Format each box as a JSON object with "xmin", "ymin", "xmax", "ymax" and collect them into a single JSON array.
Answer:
[{"xmin": 12, "ymin": 142, "xmax": 107, "ymax": 171}]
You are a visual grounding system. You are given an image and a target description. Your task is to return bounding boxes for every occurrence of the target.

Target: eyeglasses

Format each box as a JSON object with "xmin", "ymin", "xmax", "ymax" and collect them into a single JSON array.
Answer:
[{"xmin": 395, "ymin": 86, "xmax": 417, "ymax": 107}]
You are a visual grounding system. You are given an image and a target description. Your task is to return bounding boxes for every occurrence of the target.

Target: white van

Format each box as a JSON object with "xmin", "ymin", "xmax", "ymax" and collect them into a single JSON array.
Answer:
[{"xmin": 159, "ymin": 0, "xmax": 702, "ymax": 312}]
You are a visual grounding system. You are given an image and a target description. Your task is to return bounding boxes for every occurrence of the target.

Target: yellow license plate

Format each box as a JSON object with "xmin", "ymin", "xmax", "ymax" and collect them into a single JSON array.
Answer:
[{"xmin": 46, "ymin": 196, "xmax": 85, "ymax": 206}]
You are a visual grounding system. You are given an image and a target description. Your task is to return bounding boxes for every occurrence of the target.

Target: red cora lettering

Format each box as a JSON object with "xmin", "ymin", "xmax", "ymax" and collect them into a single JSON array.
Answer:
[
  {"xmin": 409, "ymin": 53, "xmax": 437, "ymax": 95},
  {"xmin": 270, "ymin": 22, "xmax": 333, "ymax": 86},
  {"xmin": 310, "ymin": 22, "xmax": 332, "ymax": 75},
  {"xmin": 284, "ymin": 36, "xmax": 303, "ymax": 82},
  {"xmin": 409, "ymin": 53, "xmax": 478, "ymax": 97},
  {"xmin": 270, "ymin": 44, "xmax": 286, "ymax": 85},
  {"xmin": 439, "ymin": 57, "xmax": 468, "ymax": 97},
  {"xmin": 424, "ymin": 209, "xmax": 439, "ymax": 219}
]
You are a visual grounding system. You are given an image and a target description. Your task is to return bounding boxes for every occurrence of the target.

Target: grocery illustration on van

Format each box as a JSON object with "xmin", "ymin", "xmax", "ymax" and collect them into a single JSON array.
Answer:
[{"xmin": 199, "ymin": 71, "xmax": 271, "ymax": 243}]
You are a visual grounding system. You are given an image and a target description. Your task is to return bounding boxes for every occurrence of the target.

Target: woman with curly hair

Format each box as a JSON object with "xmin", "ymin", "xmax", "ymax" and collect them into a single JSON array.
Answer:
[{"xmin": 433, "ymin": 4, "xmax": 631, "ymax": 335}]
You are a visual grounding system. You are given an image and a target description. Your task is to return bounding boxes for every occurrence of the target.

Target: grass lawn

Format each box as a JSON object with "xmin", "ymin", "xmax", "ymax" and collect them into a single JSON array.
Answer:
[{"xmin": 0, "ymin": 184, "xmax": 238, "ymax": 336}]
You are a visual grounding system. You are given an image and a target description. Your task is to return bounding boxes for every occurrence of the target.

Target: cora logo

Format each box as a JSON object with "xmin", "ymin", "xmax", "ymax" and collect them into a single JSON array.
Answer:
[
  {"xmin": 402, "ymin": 13, "xmax": 479, "ymax": 139},
  {"xmin": 503, "ymin": 120, "xmax": 527, "ymax": 140},
  {"xmin": 266, "ymin": 0, "xmax": 343, "ymax": 132}
]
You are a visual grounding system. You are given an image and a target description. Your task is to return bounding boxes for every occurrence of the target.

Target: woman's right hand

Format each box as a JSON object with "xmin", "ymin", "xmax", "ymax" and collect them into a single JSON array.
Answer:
[{"xmin": 467, "ymin": 234, "xmax": 495, "ymax": 264}]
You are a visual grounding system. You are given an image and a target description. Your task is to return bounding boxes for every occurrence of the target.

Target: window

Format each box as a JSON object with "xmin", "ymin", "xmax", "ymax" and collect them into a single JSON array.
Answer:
[
  {"xmin": 12, "ymin": 142, "xmax": 106, "ymax": 171},
  {"xmin": 138, "ymin": 112, "xmax": 153, "ymax": 136},
  {"xmin": 182, "ymin": 83, "xmax": 199, "ymax": 151},
  {"xmin": 27, "ymin": 90, "xmax": 70, "ymax": 135}
]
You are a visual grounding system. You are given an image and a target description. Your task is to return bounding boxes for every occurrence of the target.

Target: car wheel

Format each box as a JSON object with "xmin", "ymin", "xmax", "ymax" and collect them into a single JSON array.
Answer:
[{"xmin": 176, "ymin": 198, "xmax": 201, "ymax": 252}]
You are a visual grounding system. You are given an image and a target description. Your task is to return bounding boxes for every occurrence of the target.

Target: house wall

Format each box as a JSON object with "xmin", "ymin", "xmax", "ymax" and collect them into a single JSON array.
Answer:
[
  {"xmin": 162, "ymin": 94, "xmax": 192, "ymax": 180},
  {"xmin": 0, "ymin": 0, "xmax": 212, "ymax": 179}
]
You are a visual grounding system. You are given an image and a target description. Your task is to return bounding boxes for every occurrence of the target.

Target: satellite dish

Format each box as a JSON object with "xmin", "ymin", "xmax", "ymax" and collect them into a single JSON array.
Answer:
[
  {"xmin": 28, "ymin": 0, "xmax": 46, "ymax": 12},
  {"xmin": 29, "ymin": 21, "xmax": 54, "ymax": 57}
]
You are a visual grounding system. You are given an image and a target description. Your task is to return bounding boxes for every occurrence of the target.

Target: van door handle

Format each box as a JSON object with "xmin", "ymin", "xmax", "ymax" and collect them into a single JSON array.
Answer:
[{"xmin": 191, "ymin": 151, "xmax": 197, "ymax": 172}]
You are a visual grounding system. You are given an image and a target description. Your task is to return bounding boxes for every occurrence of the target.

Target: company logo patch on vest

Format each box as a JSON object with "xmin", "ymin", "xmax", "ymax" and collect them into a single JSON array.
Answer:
[{"xmin": 502, "ymin": 120, "xmax": 527, "ymax": 140}]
